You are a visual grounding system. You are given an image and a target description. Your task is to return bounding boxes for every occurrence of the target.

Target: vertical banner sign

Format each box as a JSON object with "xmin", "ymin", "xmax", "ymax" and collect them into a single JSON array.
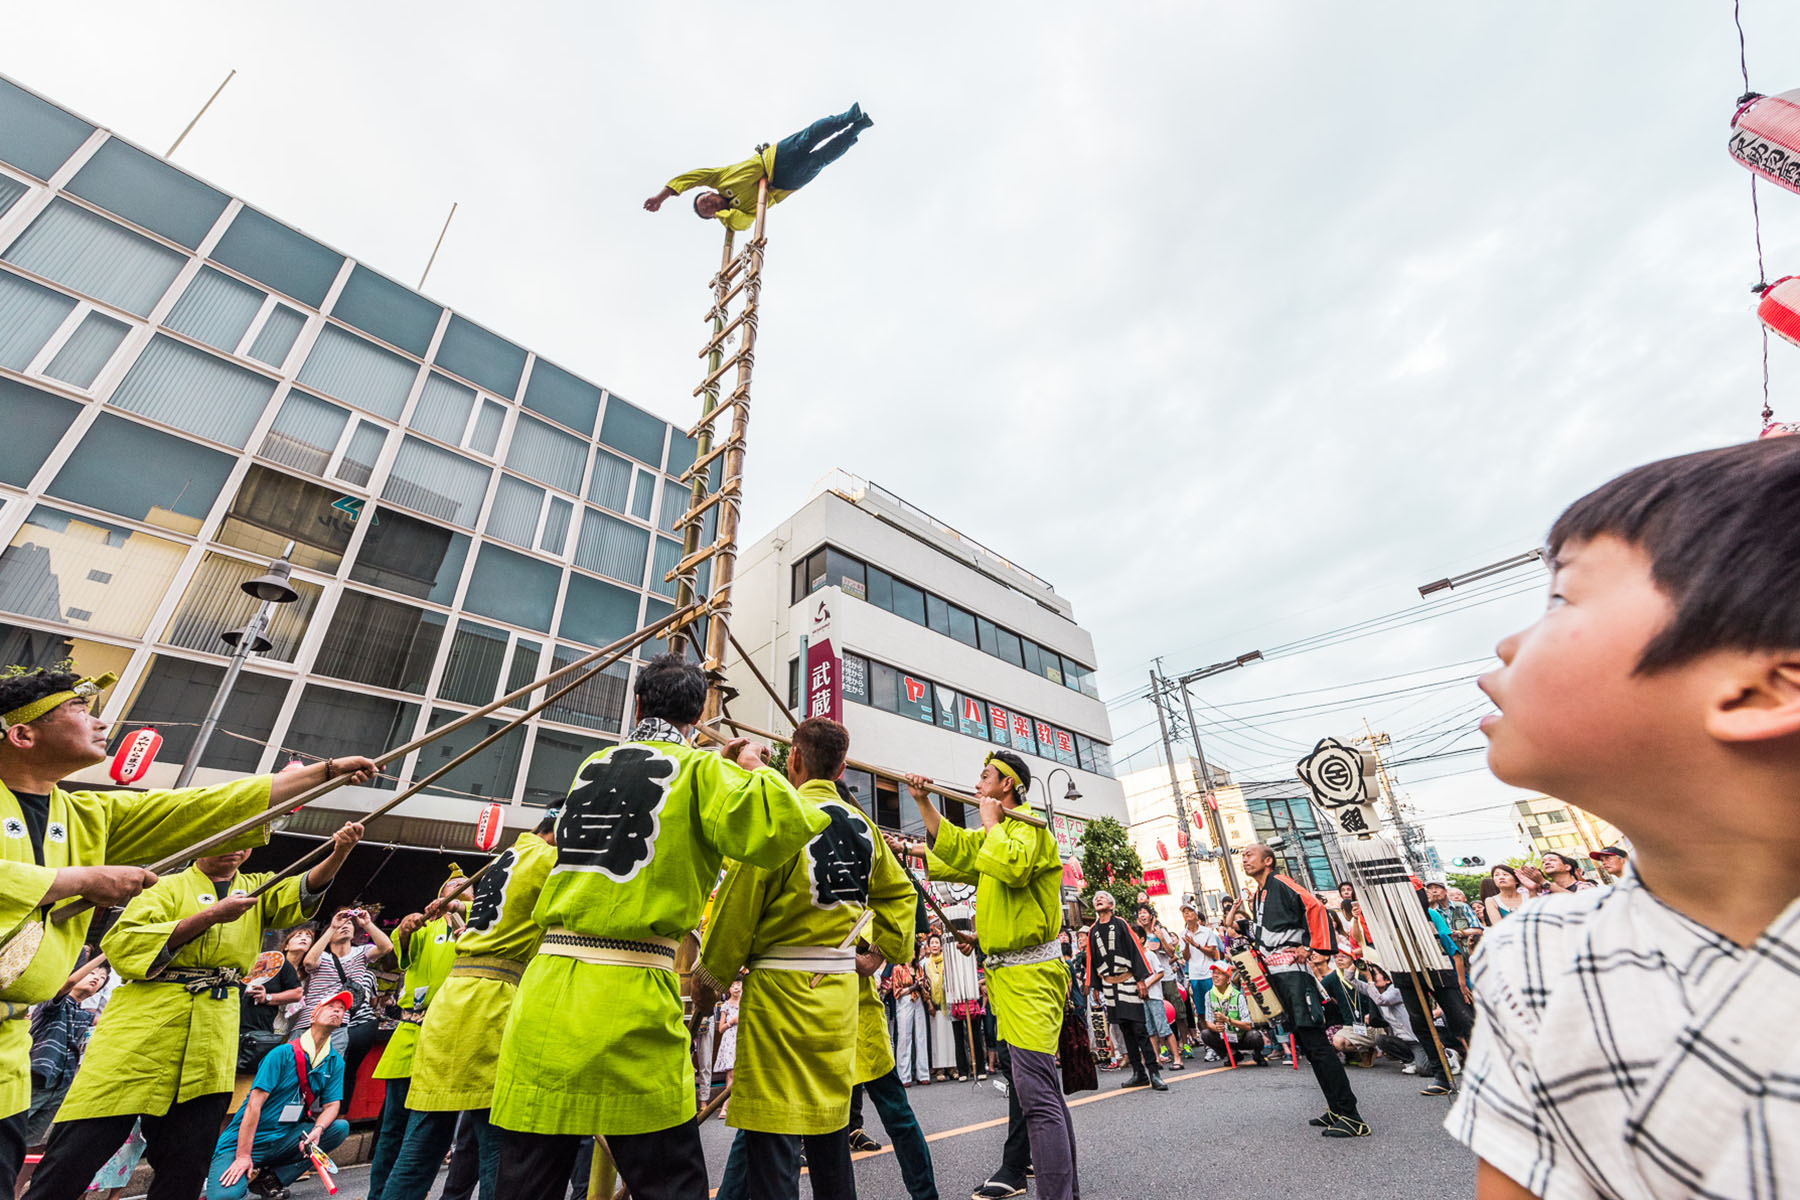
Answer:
[
  {"xmin": 805, "ymin": 598, "xmax": 841, "ymax": 721},
  {"xmin": 1052, "ymin": 812, "xmax": 1087, "ymax": 860},
  {"xmin": 1142, "ymin": 868, "xmax": 1170, "ymax": 898}
]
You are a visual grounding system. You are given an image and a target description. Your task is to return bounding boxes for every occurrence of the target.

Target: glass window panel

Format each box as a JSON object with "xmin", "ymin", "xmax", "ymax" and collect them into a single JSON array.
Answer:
[
  {"xmin": 434, "ymin": 315, "xmax": 525, "ymax": 398},
  {"xmin": 108, "ymin": 334, "xmax": 276, "ymax": 448},
  {"xmin": 42, "ymin": 310, "xmax": 128, "ymax": 388},
  {"xmin": 0, "ymin": 377, "xmax": 81, "ymax": 486},
  {"xmin": 0, "ymin": 268, "xmax": 77, "ymax": 370},
  {"xmin": 924, "ymin": 592, "xmax": 950, "ymax": 636},
  {"xmin": 438, "ymin": 620, "xmax": 509, "ymax": 705},
  {"xmin": 486, "ymin": 476, "xmax": 545, "ymax": 549},
  {"xmin": 258, "ymin": 390, "xmax": 348, "ymax": 476},
  {"xmin": 520, "ymin": 358, "xmax": 600, "ymax": 433},
  {"xmin": 638, "ymin": 598, "xmax": 698, "ymax": 660},
  {"xmin": 631, "ymin": 470, "xmax": 656, "ymax": 522},
  {"xmin": 1076, "ymin": 733, "xmax": 1095, "ymax": 774},
  {"xmin": 0, "ymin": 77, "xmax": 94, "ymax": 179},
  {"xmin": 506, "ymin": 639, "xmax": 543, "ymax": 699},
  {"xmin": 314, "ymin": 590, "xmax": 445, "ymax": 693},
  {"xmin": 932, "ymin": 683, "xmax": 958, "ymax": 732},
  {"xmin": 825, "ymin": 550, "xmax": 866, "ymax": 600},
  {"xmin": 349, "ymin": 506, "xmax": 469, "ymax": 604},
  {"xmin": 596, "ymin": 397, "xmax": 666, "ymax": 466},
  {"xmin": 463, "ymin": 543, "xmax": 558, "ymax": 632},
  {"xmin": 1021, "ymin": 640, "xmax": 1042, "ymax": 677},
  {"xmin": 976, "ymin": 617, "xmax": 999, "ymax": 656},
  {"xmin": 296, "ymin": 325, "xmax": 417, "ymax": 420},
  {"xmin": 471, "ymin": 400, "xmax": 505, "ymax": 456},
  {"xmin": 543, "ymin": 648, "xmax": 629, "ymax": 732},
  {"xmin": 958, "ymin": 694, "xmax": 989, "ymax": 740},
  {"xmin": 0, "ymin": 174, "xmax": 27, "ymax": 221},
  {"xmin": 841, "ymin": 653, "xmax": 868, "ymax": 704},
  {"xmin": 281, "ymin": 685, "xmax": 417, "ymax": 790},
  {"xmin": 869, "ymin": 661, "xmax": 898, "ymax": 713},
  {"xmin": 1053, "ymin": 726, "xmax": 1078, "ymax": 767},
  {"xmin": 330, "ymin": 264, "xmax": 441, "ymax": 357},
  {"xmin": 382, "ymin": 437, "xmax": 490, "ymax": 528},
  {"xmin": 891, "ymin": 579, "xmax": 926, "ymax": 625},
  {"xmin": 665, "ymin": 433, "xmax": 698, "ymax": 481},
  {"xmin": 0, "ymin": 623, "xmax": 132, "ymax": 693},
  {"xmin": 2, "ymin": 199, "xmax": 185, "ymax": 316},
  {"xmin": 995, "ymin": 628, "xmax": 1024, "ymax": 668},
  {"xmin": 0, "ymin": 506, "xmax": 184, "ymax": 637},
  {"xmin": 163, "ymin": 552, "xmax": 322, "ymax": 662},
  {"xmin": 787, "ymin": 657, "xmax": 800, "ymax": 712},
  {"xmin": 210, "ymin": 207, "xmax": 342, "ymax": 308},
  {"xmin": 1045, "ymin": 653, "xmax": 1066, "ymax": 687},
  {"xmin": 117, "ymin": 657, "xmax": 286, "ymax": 772},
  {"xmin": 505, "ymin": 415, "xmax": 585, "ymax": 493},
  {"xmin": 804, "ymin": 550, "xmax": 827, "ymax": 594},
  {"xmin": 559, "ymin": 572, "xmax": 641, "ymax": 648},
  {"xmin": 587, "ymin": 448, "xmax": 632, "ymax": 513},
  {"xmin": 162, "ymin": 266, "xmax": 263, "ymax": 353},
  {"xmin": 657, "ymin": 477, "xmax": 688, "ymax": 534},
  {"xmin": 541, "ymin": 497, "xmax": 573, "ymax": 555},
  {"xmin": 245, "ymin": 304, "xmax": 305, "ymax": 368},
  {"xmin": 67, "ymin": 138, "xmax": 228, "ymax": 248},
  {"xmin": 334, "ymin": 420, "xmax": 386, "ymax": 487},
  {"xmin": 648, "ymin": 537, "xmax": 685, "ymax": 599},
  {"xmin": 897, "ymin": 671, "xmax": 934, "ymax": 723},
  {"xmin": 865, "ymin": 566, "xmax": 893, "ymax": 611},
  {"xmin": 48, "ymin": 413, "xmax": 233, "ymax": 535},
  {"xmin": 948, "ymin": 605, "xmax": 978, "ymax": 649},
  {"xmin": 525, "ymin": 727, "xmax": 611, "ymax": 806},
  {"xmin": 1091, "ymin": 741, "xmax": 1112, "ymax": 776},
  {"xmin": 418, "ymin": 707, "xmax": 524, "ymax": 801},
  {"xmin": 407, "ymin": 372, "xmax": 475, "ymax": 444},
  {"xmin": 839, "ymin": 768, "xmax": 875, "ymax": 819},
  {"xmin": 575, "ymin": 509, "xmax": 649, "ymax": 587},
  {"xmin": 217, "ymin": 464, "xmax": 354, "ymax": 571}
]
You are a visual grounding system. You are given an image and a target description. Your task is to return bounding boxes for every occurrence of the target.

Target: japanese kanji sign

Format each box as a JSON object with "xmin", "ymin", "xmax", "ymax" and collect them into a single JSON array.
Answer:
[
  {"xmin": 556, "ymin": 746, "xmax": 677, "ymax": 881},
  {"xmin": 806, "ymin": 800, "xmax": 875, "ymax": 909},
  {"xmin": 805, "ymin": 598, "xmax": 841, "ymax": 722}
]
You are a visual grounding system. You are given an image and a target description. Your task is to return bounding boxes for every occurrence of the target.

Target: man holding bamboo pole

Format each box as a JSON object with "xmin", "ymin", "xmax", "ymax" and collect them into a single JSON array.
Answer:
[
  {"xmin": 0, "ymin": 664, "xmax": 375, "ymax": 1196},
  {"xmin": 490, "ymin": 656, "xmax": 831, "ymax": 1200},
  {"xmin": 901, "ymin": 749, "xmax": 1078, "ymax": 1200},
  {"xmin": 25, "ymin": 820, "xmax": 366, "ymax": 1200},
  {"xmin": 698, "ymin": 717, "xmax": 916, "ymax": 1200}
]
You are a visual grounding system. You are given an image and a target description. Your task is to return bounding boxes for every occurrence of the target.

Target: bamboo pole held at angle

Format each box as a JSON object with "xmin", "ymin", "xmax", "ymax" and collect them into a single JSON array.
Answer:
[{"xmin": 672, "ymin": 220, "xmax": 739, "ymax": 658}]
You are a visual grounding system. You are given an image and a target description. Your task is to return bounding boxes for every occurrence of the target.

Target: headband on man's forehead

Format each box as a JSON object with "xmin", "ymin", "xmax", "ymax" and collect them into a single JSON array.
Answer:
[
  {"xmin": 0, "ymin": 673, "xmax": 116, "ymax": 731},
  {"xmin": 983, "ymin": 751, "xmax": 1026, "ymax": 794}
]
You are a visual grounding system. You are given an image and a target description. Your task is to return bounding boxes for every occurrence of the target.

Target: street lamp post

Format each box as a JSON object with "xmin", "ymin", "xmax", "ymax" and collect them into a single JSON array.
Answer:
[
  {"xmin": 174, "ymin": 545, "xmax": 299, "ymax": 788},
  {"xmin": 1417, "ymin": 549, "xmax": 1546, "ymax": 598},
  {"xmin": 1040, "ymin": 766, "xmax": 1082, "ymax": 853}
]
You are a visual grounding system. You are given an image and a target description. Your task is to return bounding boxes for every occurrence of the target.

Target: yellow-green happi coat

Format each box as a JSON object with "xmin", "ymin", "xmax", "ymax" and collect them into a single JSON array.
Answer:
[
  {"xmin": 926, "ymin": 801, "xmax": 1066, "ymax": 1055},
  {"xmin": 373, "ymin": 915, "xmax": 459, "ymax": 1081},
  {"xmin": 0, "ymin": 777, "xmax": 272, "ymax": 1118},
  {"xmin": 58, "ymin": 864, "xmax": 315, "ymax": 1120},
  {"xmin": 408, "ymin": 833, "xmax": 553, "ymax": 1112},
  {"xmin": 490, "ymin": 737, "xmax": 830, "ymax": 1137},
  {"xmin": 697, "ymin": 780, "xmax": 914, "ymax": 1134},
  {"xmin": 855, "ymin": 976, "xmax": 894, "ymax": 1086},
  {"xmin": 665, "ymin": 146, "xmax": 792, "ymax": 231}
]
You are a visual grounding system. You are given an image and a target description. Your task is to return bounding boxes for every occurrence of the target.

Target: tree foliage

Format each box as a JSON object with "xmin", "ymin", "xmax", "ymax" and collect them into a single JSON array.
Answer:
[{"xmin": 1077, "ymin": 816, "xmax": 1146, "ymax": 914}]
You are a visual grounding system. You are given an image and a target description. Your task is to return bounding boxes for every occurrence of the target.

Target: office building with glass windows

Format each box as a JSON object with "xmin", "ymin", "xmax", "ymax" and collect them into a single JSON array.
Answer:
[
  {"xmin": 0, "ymin": 74, "xmax": 722, "ymax": 883},
  {"xmin": 726, "ymin": 471, "xmax": 1125, "ymax": 858}
]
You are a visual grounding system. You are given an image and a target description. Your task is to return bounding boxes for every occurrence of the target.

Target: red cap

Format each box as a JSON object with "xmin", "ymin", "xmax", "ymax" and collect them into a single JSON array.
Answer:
[{"xmin": 314, "ymin": 990, "xmax": 354, "ymax": 1017}]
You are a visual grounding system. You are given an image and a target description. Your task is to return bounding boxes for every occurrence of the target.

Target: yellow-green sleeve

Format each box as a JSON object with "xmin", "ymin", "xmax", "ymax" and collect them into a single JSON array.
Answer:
[
  {"xmin": 696, "ymin": 858, "xmax": 771, "ymax": 993},
  {"xmin": 666, "ymin": 166, "xmax": 724, "ymax": 195},
  {"xmin": 974, "ymin": 822, "xmax": 1053, "ymax": 887},
  {"xmin": 255, "ymin": 873, "xmax": 314, "ymax": 932},
  {"xmin": 399, "ymin": 922, "xmax": 426, "ymax": 972},
  {"xmin": 0, "ymin": 862, "xmax": 56, "ymax": 938},
  {"xmin": 867, "ymin": 842, "xmax": 917, "ymax": 967},
  {"xmin": 93, "ymin": 776, "xmax": 273, "ymax": 865},
  {"xmin": 694, "ymin": 753, "xmax": 831, "ymax": 871},
  {"xmin": 98, "ymin": 880, "xmax": 184, "ymax": 981},
  {"xmin": 926, "ymin": 822, "xmax": 982, "ymax": 879}
]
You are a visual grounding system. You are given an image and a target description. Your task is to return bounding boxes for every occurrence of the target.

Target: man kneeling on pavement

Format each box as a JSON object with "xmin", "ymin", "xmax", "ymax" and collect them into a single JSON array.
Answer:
[{"xmin": 206, "ymin": 992, "xmax": 352, "ymax": 1200}]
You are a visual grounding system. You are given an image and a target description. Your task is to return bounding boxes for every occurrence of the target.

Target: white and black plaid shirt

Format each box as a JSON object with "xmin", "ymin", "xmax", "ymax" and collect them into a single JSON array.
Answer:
[{"xmin": 1446, "ymin": 865, "xmax": 1800, "ymax": 1199}]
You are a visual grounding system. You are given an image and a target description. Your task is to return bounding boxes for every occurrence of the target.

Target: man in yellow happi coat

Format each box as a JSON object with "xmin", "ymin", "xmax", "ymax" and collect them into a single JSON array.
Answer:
[
  {"xmin": 490, "ymin": 655, "xmax": 831, "ymax": 1200},
  {"xmin": 26, "ymin": 819, "xmax": 367, "ymax": 1200},
  {"xmin": 366, "ymin": 870, "xmax": 466, "ymax": 1200},
  {"xmin": 0, "ymin": 665, "xmax": 375, "ymax": 1195},
  {"xmin": 378, "ymin": 823, "xmax": 556, "ymax": 1200},
  {"xmin": 643, "ymin": 103, "xmax": 874, "ymax": 230},
  {"xmin": 905, "ymin": 750, "xmax": 1077, "ymax": 1200},
  {"xmin": 695, "ymin": 717, "xmax": 915, "ymax": 1200}
]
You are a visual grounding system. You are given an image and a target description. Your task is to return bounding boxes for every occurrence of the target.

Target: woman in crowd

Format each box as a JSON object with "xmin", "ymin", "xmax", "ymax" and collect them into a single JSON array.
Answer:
[
  {"xmin": 276, "ymin": 925, "xmax": 315, "ymax": 1030},
  {"xmin": 919, "ymin": 933, "xmax": 956, "ymax": 1082},
  {"xmin": 713, "ymin": 979, "xmax": 740, "ymax": 1117},
  {"xmin": 888, "ymin": 956, "xmax": 931, "ymax": 1086},
  {"xmin": 301, "ymin": 905, "xmax": 393, "ymax": 1108},
  {"xmin": 1483, "ymin": 864, "xmax": 1529, "ymax": 924}
]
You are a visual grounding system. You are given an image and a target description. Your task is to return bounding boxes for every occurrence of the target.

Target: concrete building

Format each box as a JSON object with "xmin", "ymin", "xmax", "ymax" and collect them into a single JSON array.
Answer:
[
  {"xmin": 726, "ymin": 471, "xmax": 1124, "ymax": 856},
  {"xmin": 0, "ymin": 73, "xmax": 724, "ymax": 893},
  {"xmin": 1513, "ymin": 795, "xmax": 1622, "ymax": 859}
]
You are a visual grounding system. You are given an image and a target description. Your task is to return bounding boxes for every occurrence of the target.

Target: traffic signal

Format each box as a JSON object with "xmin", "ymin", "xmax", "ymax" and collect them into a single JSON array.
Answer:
[{"xmin": 1451, "ymin": 855, "xmax": 1486, "ymax": 868}]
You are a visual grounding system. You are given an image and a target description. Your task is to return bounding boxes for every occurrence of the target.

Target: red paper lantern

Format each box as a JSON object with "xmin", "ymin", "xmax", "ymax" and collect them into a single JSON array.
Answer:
[
  {"xmin": 1731, "ymin": 89, "xmax": 1800, "ymax": 195},
  {"xmin": 474, "ymin": 803, "xmax": 505, "ymax": 852},
  {"xmin": 1157, "ymin": 839, "xmax": 1168, "ymax": 861},
  {"xmin": 1758, "ymin": 276, "xmax": 1800, "ymax": 350},
  {"xmin": 109, "ymin": 729, "xmax": 161, "ymax": 785},
  {"xmin": 1176, "ymin": 829, "xmax": 1188, "ymax": 850}
]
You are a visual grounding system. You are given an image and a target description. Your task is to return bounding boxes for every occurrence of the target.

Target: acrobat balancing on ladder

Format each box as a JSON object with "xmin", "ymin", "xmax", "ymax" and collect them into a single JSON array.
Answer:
[{"xmin": 644, "ymin": 103, "xmax": 874, "ymax": 228}]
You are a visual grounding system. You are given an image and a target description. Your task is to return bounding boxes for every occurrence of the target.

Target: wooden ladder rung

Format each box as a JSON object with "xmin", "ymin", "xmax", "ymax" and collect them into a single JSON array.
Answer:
[
  {"xmin": 669, "ymin": 538, "xmax": 737, "ymax": 580},
  {"xmin": 685, "ymin": 395, "xmax": 747, "ymax": 441},
  {"xmin": 679, "ymin": 440, "xmax": 733, "ymax": 484},
  {"xmin": 704, "ymin": 274, "xmax": 758, "ymax": 324},
  {"xmin": 676, "ymin": 482, "xmax": 739, "ymax": 530},
  {"xmin": 697, "ymin": 309, "xmax": 752, "ymax": 359},
  {"xmin": 692, "ymin": 349, "xmax": 751, "ymax": 398}
]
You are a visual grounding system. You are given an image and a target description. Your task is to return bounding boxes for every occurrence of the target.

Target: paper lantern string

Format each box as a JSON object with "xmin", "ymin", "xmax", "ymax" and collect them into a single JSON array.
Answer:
[{"xmin": 1734, "ymin": 0, "xmax": 1775, "ymax": 427}]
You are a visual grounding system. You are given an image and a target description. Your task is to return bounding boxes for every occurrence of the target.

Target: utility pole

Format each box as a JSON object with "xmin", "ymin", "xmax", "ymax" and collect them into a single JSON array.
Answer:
[
  {"xmin": 1357, "ymin": 718, "xmax": 1428, "ymax": 873},
  {"xmin": 1149, "ymin": 662, "xmax": 1206, "ymax": 906},
  {"xmin": 1175, "ymin": 680, "xmax": 1242, "ymax": 899}
]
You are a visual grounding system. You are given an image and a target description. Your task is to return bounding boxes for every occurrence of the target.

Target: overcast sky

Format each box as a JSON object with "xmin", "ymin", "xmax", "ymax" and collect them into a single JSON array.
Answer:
[{"xmin": 11, "ymin": 3, "xmax": 1800, "ymax": 862}]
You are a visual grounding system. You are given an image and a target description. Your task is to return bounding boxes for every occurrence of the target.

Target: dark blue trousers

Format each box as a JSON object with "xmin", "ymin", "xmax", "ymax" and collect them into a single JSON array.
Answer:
[
  {"xmin": 377, "ymin": 1106, "xmax": 498, "ymax": 1200},
  {"xmin": 770, "ymin": 105, "xmax": 868, "ymax": 192}
]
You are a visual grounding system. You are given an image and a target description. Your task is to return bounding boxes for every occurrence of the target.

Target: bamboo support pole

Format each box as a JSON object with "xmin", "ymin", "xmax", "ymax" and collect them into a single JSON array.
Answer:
[
  {"xmin": 725, "ymin": 628, "xmax": 799, "ymax": 730},
  {"xmin": 671, "ymin": 224, "xmax": 738, "ymax": 661}
]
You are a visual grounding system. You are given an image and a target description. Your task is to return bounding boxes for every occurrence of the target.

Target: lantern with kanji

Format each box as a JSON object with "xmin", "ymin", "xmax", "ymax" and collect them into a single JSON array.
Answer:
[
  {"xmin": 1758, "ymin": 276, "xmax": 1800, "ymax": 350},
  {"xmin": 1731, "ymin": 89, "xmax": 1800, "ymax": 195},
  {"xmin": 1176, "ymin": 828, "xmax": 1188, "ymax": 850},
  {"xmin": 474, "ymin": 803, "xmax": 505, "ymax": 852},
  {"xmin": 1156, "ymin": 839, "xmax": 1168, "ymax": 861}
]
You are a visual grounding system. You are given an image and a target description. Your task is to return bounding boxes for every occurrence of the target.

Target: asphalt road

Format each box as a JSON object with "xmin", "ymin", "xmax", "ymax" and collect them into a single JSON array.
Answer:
[{"xmin": 284, "ymin": 1056, "xmax": 1472, "ymax": 1200}]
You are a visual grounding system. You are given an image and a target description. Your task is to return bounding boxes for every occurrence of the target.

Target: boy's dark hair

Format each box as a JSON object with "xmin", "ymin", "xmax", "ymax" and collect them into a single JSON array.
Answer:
[
  {"xmin": 791, "ymin": 717, "xmax": 849, "ymax": 780},
  {"xmin": 635, "ymin": 655, "xmax": 706, "ymax": 725},
  {"xmin": 1548, "ymin": 437, "xmax": 1800, "ymax": 672},
  {"xmin": 0, "ymin": 667, "xmax": 79, "ymax": 721},
  {"xmin": 988, "ymin": 749, "xmax": 1031, "ymax": 797}
]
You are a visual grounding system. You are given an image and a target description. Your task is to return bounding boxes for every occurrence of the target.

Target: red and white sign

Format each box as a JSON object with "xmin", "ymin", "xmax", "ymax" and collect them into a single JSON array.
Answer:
[
  {"xmin": 990, "ymin": 705, "xmax": 1009, "ymax": 737},
  {"xmin": 804, "ymin": 599, "xmax": 841, "ymax": 722},
  {"xmin": 1142, "ymin": 868, "xmax": 1170, "ymax": 898},
  {"xmin": 963, "ymin": 697, "xmax": 982, "ymax": 724},
  {"xmin": 1054, "ymin": 730, "xmax": 1074, "ymax": 755},
  {"xmin": 903, "ymin": 675, "xmax": 927, "ymax": 704},
  {"xmin": 1011, "ymin": 713, "xmax": 1031, "ymax": 743},
  {"xmin": 109, "ymin": 728, "xmax": 161, "ymax": 785},
  {"xmin": 474, "ymin": 803, "xmax": 505, "ymax": 852},
  {"xmin": 1035, "ymin": 720, "xmax": 1054, "ymax": 748},
  {"xmin": 1051, "ymin": 812, "xmax": 1087, "ymax": 859}
]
